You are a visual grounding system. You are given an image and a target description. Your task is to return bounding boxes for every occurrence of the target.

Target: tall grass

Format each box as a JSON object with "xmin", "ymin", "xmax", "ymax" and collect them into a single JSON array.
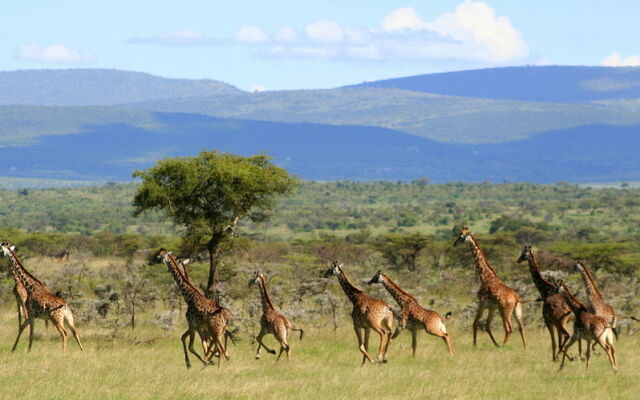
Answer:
[{"xmin": 0, "ymin": 310, "xmax": 636, "ymax": 400}]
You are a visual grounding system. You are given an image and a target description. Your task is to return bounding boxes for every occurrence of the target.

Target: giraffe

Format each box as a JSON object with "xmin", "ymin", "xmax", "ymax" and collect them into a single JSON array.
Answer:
[
  {"xmin": 10, "ymin": 266, "xmax": 28, "ymax": 330},
  {"xmin": 517, "ymin": 246, "xmax": 571, "ymax": 360},
  {"xmin": 367, "ymin": 271, "xmax": 454, "ymax": 357},
  {"xmin": 248, "ymin": 271, "xmax": 304, "ymax": 361},
  {"xmin": 556, "ymin": 283, "xmax": 618, "ymax": 372},
  {"xmin": 324, "ymin": 261, "xmax": 395, "ymax": 364},
  {"xmin": 0, "ymin": 242, "xmax": 84, "ymax": 352},
  {"xmin": 574, "ymin": 261, "xmax": 618, "ymax": 339},
  {"xmin": 156, "ymin": 248, "xmax": 231, "ymax": 368},
  {"xmin": 454, "ymin": 226, "xmax": 527, "ymax": 348}
]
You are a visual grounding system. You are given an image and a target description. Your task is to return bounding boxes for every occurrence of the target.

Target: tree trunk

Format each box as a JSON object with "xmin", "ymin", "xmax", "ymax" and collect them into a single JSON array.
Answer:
[
  {"xmin": 206, "ymin": 235, "xmax": 223, "ymax": 301},
  {"xmin": 205, "ymin": 216, "xmax": 240, "ymax": 300}
]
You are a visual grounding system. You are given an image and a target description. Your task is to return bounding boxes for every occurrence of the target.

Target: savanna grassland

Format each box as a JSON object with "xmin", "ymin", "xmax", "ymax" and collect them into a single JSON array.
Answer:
[
  {"xmin": 0, "ymin": 309, "xmax": 637, "ymax": 400},
  {"xmin": 1, "ymin": 181, "xmax": 640, "ymax": 399}
]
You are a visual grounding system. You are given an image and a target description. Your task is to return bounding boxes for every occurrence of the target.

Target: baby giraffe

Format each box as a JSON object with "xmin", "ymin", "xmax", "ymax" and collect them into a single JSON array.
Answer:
[
  {"xmin": 556, "ymin": 283, "xmax": 618, "ymax": 373},
  {"xmin": 368, "ymin": 271, "xmax": 454, "ymax": 357},
  {"xmin": 249, "ymin": 271, "xmax": 304, "ymax": 361}
]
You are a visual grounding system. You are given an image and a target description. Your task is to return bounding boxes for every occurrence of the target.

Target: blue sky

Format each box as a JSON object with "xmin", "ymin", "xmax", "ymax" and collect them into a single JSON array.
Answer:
[{"xmin": 1, "ymin": 1, "xmax": 639, "ymax": 90}]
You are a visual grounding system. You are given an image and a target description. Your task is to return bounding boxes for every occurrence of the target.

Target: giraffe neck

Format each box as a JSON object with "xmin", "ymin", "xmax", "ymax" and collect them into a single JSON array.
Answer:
[
  {"xmin": 561, "ymin": 287, "xmax": 587, "ymax": 315},
  {"xmin": 336, "ymin": 269, "xmax": 363, "ymax": 304},
  {"xmin": 163, "ymin": 254, "xmax": 205, "ymax": 307},
  {"xmin": 526, "ymin": 253, "xmax": 555, "ymax": 298},
  {"xmin": 5, "ymin": 248, "xmax": 45, "ymax": 294},
  {"xmin": 577, "ymin": 264, "xmax": 603, "ymax": 303},
  {"xmin": 467, "ymin": 236, "xmax": 500, "ymax": 284},
  {"xmin": 380, "ymin": 274, "xmax": 415, "ymax": 307},
  {"xmin": 257, "ymin": 276, "xmax": 276, "ymax": 313}
]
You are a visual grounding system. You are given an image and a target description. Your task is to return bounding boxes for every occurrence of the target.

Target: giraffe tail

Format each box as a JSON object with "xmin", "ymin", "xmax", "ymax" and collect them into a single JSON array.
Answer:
[
  {"xmin": 518, "ymin": 298, "xmax": 541, "ymax": 304},
  {"xmin": 443, "ymin": 311, "xmax": 453, "ymax": 321},
  {"xmin": 293, "ymin": 328, "xmax": 304, "ymax": 341}
]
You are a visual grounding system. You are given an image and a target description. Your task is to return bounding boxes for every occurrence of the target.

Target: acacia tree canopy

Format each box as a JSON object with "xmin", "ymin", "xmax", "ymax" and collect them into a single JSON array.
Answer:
[{"xmin": 132, "ymin": 151, "xmax": 298, "ymax": 297}]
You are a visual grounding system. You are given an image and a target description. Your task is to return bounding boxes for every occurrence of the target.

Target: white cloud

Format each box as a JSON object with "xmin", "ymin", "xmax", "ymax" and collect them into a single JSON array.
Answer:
[
  {"xmin": 233, "ymin": 25, "xmax": 269, "ymax": 45},
  {"xmin": 425, "ymin": 1, "xmax": 527, "ymax": 61},
  {"xmin": 14, "ymin": 43, "xmax": 96, "ymax": 64},
  {"xmin": 129, "ymin": 30, "xmax": 223, "ymax": 46},
  {"xmin": 602, "ymin": 52, "xmax": 640, "ymax": 67},
  {"xmin": 235, "ymin": 1, "xmax": 528, "ymax": 65},
  {"xmin": 305, "ymin": 20, "xmax": 344, "ymax": 43},
  {"xmin": 381, "ymin": 7, "xmax": 426, "ymax": 32}
]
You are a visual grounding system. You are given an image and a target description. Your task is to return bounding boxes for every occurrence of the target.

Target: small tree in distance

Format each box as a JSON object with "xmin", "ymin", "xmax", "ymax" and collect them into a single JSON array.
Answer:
[{"xmin": 132, "ymin": 151, "xmax": 298, "ymax": 299}]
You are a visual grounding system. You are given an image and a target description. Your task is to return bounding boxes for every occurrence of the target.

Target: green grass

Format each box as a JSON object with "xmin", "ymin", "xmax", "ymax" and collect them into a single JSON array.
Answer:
[{"xmin": 0, "ymin": 310, "xmax": 636, "ymax": 400}]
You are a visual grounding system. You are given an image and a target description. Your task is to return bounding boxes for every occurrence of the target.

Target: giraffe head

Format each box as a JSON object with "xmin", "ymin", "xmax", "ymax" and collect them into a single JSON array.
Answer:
[
  {"xmin": 453, "ymin": 226, "xmax": 471, "ymax": 246},
  {"xmin": 366, "ymin": 270, "xmax": 385, "ymax": 285},
  {"xmin": 248, "ymin": 270, "xmax": 265, "ymax": 287},
  {"xmin": 574, "ymin": 261, "xmax": 586, "ymax": 272},
  {"xmin": 152, "ymin": 247, "xmax": 174, "ymax": 265},
  {"xmin": 550, "ymin": 280, "xmax": 566, "ymax": 295},
  {"xmin": 0, "ymin": 241, "xmax": 17, "ymax": 257},
  {"xmin": 324, "ymin": 260, "xmax": 343, "ymax": 277},
  {"xmin": 517, "ymin": 245, "xmax": 533, "ymax": 263}
]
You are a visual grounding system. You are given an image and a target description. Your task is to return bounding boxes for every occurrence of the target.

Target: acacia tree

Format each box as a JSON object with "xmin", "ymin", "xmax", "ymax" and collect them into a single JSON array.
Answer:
[{"xmin": 132, "ymin": 151, "xmax": 298, "ymax": 298}]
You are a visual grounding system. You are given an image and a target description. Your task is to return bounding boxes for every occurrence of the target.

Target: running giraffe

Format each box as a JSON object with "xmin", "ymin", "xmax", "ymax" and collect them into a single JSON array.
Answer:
[
  {"xmin": 325, "ymin": 261, "xmax": 395, "ymax": 364},
  {"xmin": 454, "ymin": 227, "xmax": 526, "ymax": 347},
  {"xmin": 0, "ymin": 242, "xmax": 83, "ymax": 352},
  {"xmin": 574, "ymin": 261, "xmax": 618, "ymax": 339},
  {"xmin": 517, "ymin": 246, "xmax": 571, "ymax": 360},
  {"xmin": 556, "ymin": 283, "xmax": 618, "ymax": 373},
  {"xmin": 367, "ymin": 271, "xmax": 454, "ymax": 357},
  {"xmin": 249, "ymin": 271, "xmax": 304, "ymax": 360},
  {"xmin": 156, "ymin": 248, "xmax": 231, "ymax": 368}
]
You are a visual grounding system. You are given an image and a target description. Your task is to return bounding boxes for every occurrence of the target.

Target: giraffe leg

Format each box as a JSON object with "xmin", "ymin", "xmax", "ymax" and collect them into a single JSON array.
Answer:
[
  {"xmin": 256, "ymin": 327, "xmax": 275, "ymax": 359},
  {"xmin": 513, "ymin": 302, "xmax": 526, "ymax": 348},
  {"xmin": 411, "ymin": 329, "xmax": 418, "ymax": 358},
  {"xmin": 354, "ymin": 326, "xmax": 373, "ymax": 365},
  {"xmin": 597, "ymin": 331, "xmax": 618, "ymax": 372},
  {"xmin": 16, "ymin": 302, "xmax": 23, "ymax": 331},
  {"xmin": 372, "ymin": 325, "xmax": 388, "ymax": 363},
  {"xmin": 472, "ymin": 304, "xmax": 486, "ymax": 347},
  {"xmin": 362, "ymin": 328, "xmax": 371, "ymax": 365},
  {"xmin": 559, "ymin": 336, "xmax": 578, "ymax": 371},
  {"xmin": 64, "ymin": 308, "xmax": 84, "ymax": 352},
  {"xmin": 585, "ymin": 339, "xmax": 592, "ymax": 371},
  {"xmin": 381, "ymin": 313, "xmax": 394, "ymax": 362},
  {"xmin": 212, "ymin": 327, "xmax": 227, "ymax": 367},
  {"xmin": 186, "ymin": 329, "xmax": 209, "ymax": 367},
  {"xmin": 485, "ymin": 307, "xmax": 500, "ymax": 347},
  {"xmin": 52, "ymin": 319, "xmax": 68, "ymax": 353},
  {"xmin": 608, "ymin": 342, "xmax": 618, "ymax": 372},
  {"xmin": 181, "ymin": 329, "xmax": 193, "ymax": 368},
  {"xmin": 275, "ymin": 327, "xmax": 290, "ymax": 362},
  {"xmin": 546, "ymin": 320, "xmax": 557, "ymax": 361},
  {"xmin": 443, "ymin": 333, "xmax": 455, "ymax": 356},
  {"xmin": 499, "ymin": 305, "xmax": 514, "ymax": 346},
  {"xmin": 578, "ymin": 339, "xmax": 584, "ymax": 361},
  {"xmin": 27, "ymin": 320, "xmax": 35, "ymax": 351},
  {"xmin": 12, "ymin": 319, "xmax": 31, "ymax": 352}
]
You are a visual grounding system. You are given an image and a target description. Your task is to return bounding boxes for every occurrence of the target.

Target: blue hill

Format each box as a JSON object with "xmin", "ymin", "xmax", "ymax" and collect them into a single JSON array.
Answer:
[
  {"xmin": 1, "ymin": 112, "xmax": 639, "ymax": 183},
  {"xmin": 355, "ymin": 66, "xmax": 640, "ymax": 102}
]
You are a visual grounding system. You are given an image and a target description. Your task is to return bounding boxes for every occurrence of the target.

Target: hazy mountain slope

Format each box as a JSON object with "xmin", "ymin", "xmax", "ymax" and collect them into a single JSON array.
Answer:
[
  {"xmin": 0, "ymin": 105, "xmax": 159, "ymax": 145},
  {"xmin": 354, "ymin": 66, "xmax": 640, "ymax": 102},
  {"xmin": 0, "ymin": 69, "xmax": 241, "ymax": 106},
  {"xmin": 128, "ymin": 88, "xmax": 640, "ymax": 143},
  {"xmin": 1, "ymin": 111, "xmax": 639, "ymax": 183},
  {"xmin": 2, "ymin": 68, "xmax": 640, "ymax": 144}
]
